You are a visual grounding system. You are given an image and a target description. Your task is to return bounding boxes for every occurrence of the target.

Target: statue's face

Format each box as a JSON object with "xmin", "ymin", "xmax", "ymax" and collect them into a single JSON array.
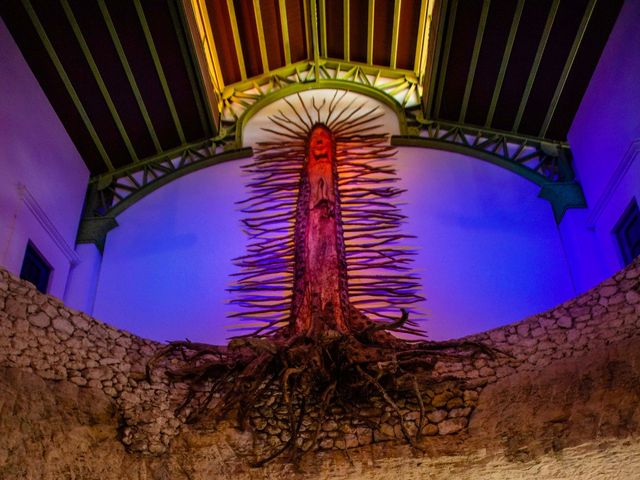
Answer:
[{"xmin": 308, "ymin": 127, "xmax": 332, "ymax": 165}]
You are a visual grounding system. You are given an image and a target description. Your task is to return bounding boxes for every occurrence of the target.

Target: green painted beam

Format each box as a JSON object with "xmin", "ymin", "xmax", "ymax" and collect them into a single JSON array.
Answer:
[
  {"xmin": 392, "ymin": 134, "xmax": 550, "ymax": 186},
  {"xmin": 539, "ymin": 0, "xmax": 597, "ymax": 138},
  {"xmin": 226, "ymin": 0, "xmax": 248, "ymax": 80},
  {"xmin": 485, "ymin": 0, "xmax": 523, "ymax": 127},
  {"xmin": 79, "ymin": 147, "xmax": 253, "ymax": 247},
  {"xmin": 413, "ymin": 0, "xmax": 429, "ymax": 76},
  {"xmin": 390, "ymin": 0, "xmax": 402, "ymax": 69},
  {"xmin": 459, "ymin": 0, "xmax": 490, "ymax": 123},
  {"xmin": 91, "ymin": 139, "xmax": 215, "ymax": 184},
  {"xmin": 252, "ymin": 0, "xmax": 271, "ymax": 73},
  {"xmin": 22, "ymin": 0, "xmax": 114, "ymax": 172},
  {"xmin": 367, "ymin": 0, "xmax": 375, "ymax": 65},
  {"xmin": 168, "ymin": 0, "xmax": 211, "ymax": 138},
  {"xmin": 344, "ymin": 0, "xmax": 350, "ymax": 61},
  {"xmin": 538, "ymin": 181, "xmax": 587, "ymax": 223},
  {"xmin": 98, "ymin": 0, "xmax": 162, "ymax": 153},
  {"xmin": 62, "ymin": 0, "xmax": 138, "ymax": 163},
  {"xmin": 134, "ymin": 0, "xmax": 186, "ymax": 144},
  {"xmin": 302, "ymin": 0, "xmax": 311, "ymax": 61},
  {"xmin": 107, "ymin": 148, "xmax": 253, "ymax": 217},
  {"xmin": 512, "ymin": 0, "xmax": 560, "ymax": 132},
  {"xmin": 279, "ymin": 0, "xmax": 291, "ymax": 65},
  {"xmin": 424, "ymin": 0, "xmax": 447, "ymax": 116},
  {"xmin": 310, "ymin": 0, "xmax": 321, "ymax": 81},
  {"xmin": 319, "ymin": 0, "xmax": 328, "ymax": 57},
  {"xmin": 434, "ymin": 0, "xmax": 457, "ymax": 118},
  {"xmin": 391, "ymin": 134, "xmax": 585, "ymax": 223}
]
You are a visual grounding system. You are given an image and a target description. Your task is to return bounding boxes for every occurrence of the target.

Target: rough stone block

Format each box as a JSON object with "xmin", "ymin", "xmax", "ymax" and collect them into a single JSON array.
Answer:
[
  {"xmin": 52, "ymin": 317, "xmax": 75, "ymax": 336},
  {"xmin": 28, "ymin": 312, "xmax": 50, "ymax": 328},
  {"xmin": 437, "ymin": 417, "xmax": 467, "ymax": 435}
]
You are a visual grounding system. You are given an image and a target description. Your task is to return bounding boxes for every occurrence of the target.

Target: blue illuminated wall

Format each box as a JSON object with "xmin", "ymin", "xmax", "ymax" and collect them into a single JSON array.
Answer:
[
  {"xmin": 561, "ymin": 0, "xmax": 640, "ymax": 292},
  {"xmin": 92, "ymin": 146, "xmax": 575, "ymax": 343}
]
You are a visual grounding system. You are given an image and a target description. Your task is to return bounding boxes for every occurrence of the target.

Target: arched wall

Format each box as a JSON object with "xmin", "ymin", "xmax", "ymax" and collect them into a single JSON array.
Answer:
[{"xmin": 92, "ymin": 144, "xmax": 575, "ymax": 343}]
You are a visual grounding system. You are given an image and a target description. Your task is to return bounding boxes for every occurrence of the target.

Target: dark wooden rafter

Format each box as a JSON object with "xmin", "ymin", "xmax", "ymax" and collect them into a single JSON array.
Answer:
[
  {"xmin": 484, "ymin": 0, "xmax": 524, "ymax": 128},
  {"xmin": 512, "ymin": 0, "xmax": 560, "ymax": 133},
  {"xmin": 19, "ymin": 0, "xmax": 114, "ymax": 172},
  {"xmin": 168, "ymin": 0, "xmax": 213, "ymax": 139},
  {"xmin": 539, "ymin": 0, "xmax": 597, "ymax": 138},
  {"xmin": 97, "ymin": 0, "xmax": 162, "ymax": 154},
  {"xmin": 423, "ymin": 0, "xmax": 446, "ymax": 117},
  {"xmin": 61, "ymin": 0, "xmax": 138, "ymax": 163},
  {"xmin": 433, "ymin": 0, "xmax": 457, "ymax": 119},
  {"xmin": 133, "ymin": 0, "xmax": 186, "ymax": 145},
  {"xmin": 423, "ymin": 0, "xmax": 623, "ymax": 141},
  {"xmin": 458, "ymin": 0, "xmax": 490, "ymax": 124}
]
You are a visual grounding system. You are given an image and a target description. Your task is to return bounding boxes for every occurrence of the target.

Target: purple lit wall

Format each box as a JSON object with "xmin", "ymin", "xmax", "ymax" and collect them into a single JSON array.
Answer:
[
  {"xmin": 92, "ymin": 161, "xmax": 247, "ymax": 344},
  {"xmin": 0, "ymin": 18, "xmax": 88, "ymax": 298},
  {"xmin": 92, "ymin": 145, "xmax": 575, "ymax": 344},
  {"xmin": 395, "ymin": 148, "xmax": 574, "ymax": 340},
  {"xmin": 562, "ymin": 0, "xmax": 640, "ymax": 292}
]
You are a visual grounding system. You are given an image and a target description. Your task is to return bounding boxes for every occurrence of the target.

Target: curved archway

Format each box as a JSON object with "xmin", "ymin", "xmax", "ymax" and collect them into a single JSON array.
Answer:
[{"xmin": 233, "ymin": 80, "xmax": 409, "ymax": 147}]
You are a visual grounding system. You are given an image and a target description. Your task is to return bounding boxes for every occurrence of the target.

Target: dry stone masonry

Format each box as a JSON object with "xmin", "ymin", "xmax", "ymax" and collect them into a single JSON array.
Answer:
[{"xmin": 1, "ymin": 258, "xmax": 639, "ymax": 456}]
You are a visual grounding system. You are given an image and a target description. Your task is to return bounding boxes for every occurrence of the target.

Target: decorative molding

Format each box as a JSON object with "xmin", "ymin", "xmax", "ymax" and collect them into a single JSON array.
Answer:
[
  {"xmin": 18, "ymin": 183, "xmax": 80, "ymax": 265},
  {"xmin": 586, "ymin": 138, "xmax": 640, "ymax": 229}
]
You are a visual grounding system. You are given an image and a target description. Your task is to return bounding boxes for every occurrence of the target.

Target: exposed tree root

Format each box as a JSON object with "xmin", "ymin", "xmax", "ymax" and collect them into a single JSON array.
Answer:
[{"xmin": 147, "ymin": 309, "xmax": 503, "ymax": 466}]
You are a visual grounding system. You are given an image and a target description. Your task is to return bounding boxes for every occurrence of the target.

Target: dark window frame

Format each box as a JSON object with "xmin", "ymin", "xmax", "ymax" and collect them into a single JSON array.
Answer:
[
  {"xmin": 613, "ymin": 197, "xmax": 640, "ymax": 267},
  {"xmin": 19, "ymin": 241, "xmax": 53, "ymax": 294}
]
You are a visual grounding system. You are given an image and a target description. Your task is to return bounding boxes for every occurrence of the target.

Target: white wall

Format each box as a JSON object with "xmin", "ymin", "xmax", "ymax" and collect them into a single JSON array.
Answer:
[
  {"xmin": 0, "ymin": 18, "xmax": 89, "ymax": 298},
  {"xmin": 92, "ymin": 145, "xmax": 575, "ymax": 344},
  {"xmin": 563, "ymin": 0, "xmax": 640, "ymax": 292}
]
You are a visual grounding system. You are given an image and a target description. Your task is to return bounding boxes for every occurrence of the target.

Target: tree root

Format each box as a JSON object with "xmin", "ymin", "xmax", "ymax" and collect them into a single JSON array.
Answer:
[{"xmin": 145, "ymin": 309, "xmax": 504, "ymax": 466}]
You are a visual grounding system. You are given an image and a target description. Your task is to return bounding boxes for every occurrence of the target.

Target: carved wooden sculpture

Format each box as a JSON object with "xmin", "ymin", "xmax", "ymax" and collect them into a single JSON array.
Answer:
[{"xmin": 148, "ymin": 93, "xmax": 498, "ymax": 466}]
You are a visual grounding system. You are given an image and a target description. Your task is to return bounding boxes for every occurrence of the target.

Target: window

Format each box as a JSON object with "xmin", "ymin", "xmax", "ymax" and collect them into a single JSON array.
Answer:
[
  {"xmin": 19, "ymin": 242, "xmax": 52, "ymax": 293},
  {"xmin": 613, "ymin": 197, "xmax": 640, "ymax": 267}
]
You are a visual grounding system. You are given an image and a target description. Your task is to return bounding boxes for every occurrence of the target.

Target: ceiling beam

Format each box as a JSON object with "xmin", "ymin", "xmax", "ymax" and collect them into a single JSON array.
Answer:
[
  {"xmin": 434, "ymin": 0, "xmax": 458, "ymax": 118},
  {"xmin": 134, "ymin": 0, "xmax": 186, "ymax": 144},
  {"xmin": 176, "ymin": 0, "xmax": 223, "ymax": 131},
  {"xmin": 540, "ymin": 0, "xmax": 597, "ymax": 138},
  {"xmin": 168, "ymin": 0, "xmax": 212, "ymax": 137},
  {"xmin": 278, "ymin": 0, "xmax": 291, "ymax": 65},
  {"xmin": 302, "ymin": 0, "xmax": 311, "ymax": 60},
  {"xmin": 413, "ymin": 0, "xmax": 430, "ymax": 77},
  {"xmin": 252, "ymin": 0, "xmax": 270, "ymax": 73},
  {"xmin": 344, "ymin": 0, "xmax": 350, "ymax": 61},
  {"xmin": 485, "ymin": 0, "xmax": 523, "ymax": 127},
  {"xmin": 367, "ymin": 0, "xmax": 375, "ymax": 65},
  {"xmin": 423, "ymin": 0, "xmax": 446, "ymax": 116},
  {"xmin": 62, "ymin": 0, "xmax": 139, "ymax": 163},
  {"xmin": 390, "ymin": 0, "xmax": 402, "ymax": 69},
  {"xmin": 98, "ymin": 0, "xmax": 162, "ymax": 153},
  {"xmin": 189, "ymin": 0, "xmax": 225, "ymax": 91},
  {"xmin": 319, "ymin": 0, "xmax": 327, "ymax": 57},
  {"xmin": 512, "ymin": 0, "xmax": 560, "ymax": 132},
  {"xmin": 226, "ymin": 0, "xmax": 247, "ymax": 80},
  {"xmin": 21, "ymin": 0, "xmax": 114, "ymax": 172},
  {"xmin": 310, "ymin": 0, "xmax": 321, "ymax": 80},
  {"xmin": 458, "ymin": 0, "xmax": 490, "ymax": 123}
]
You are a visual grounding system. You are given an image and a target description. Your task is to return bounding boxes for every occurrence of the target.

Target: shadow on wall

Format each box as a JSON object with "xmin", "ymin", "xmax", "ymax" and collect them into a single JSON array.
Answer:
[{"xmin": 91, "ymin": 145, "xmax": 575, "ymax": 345}]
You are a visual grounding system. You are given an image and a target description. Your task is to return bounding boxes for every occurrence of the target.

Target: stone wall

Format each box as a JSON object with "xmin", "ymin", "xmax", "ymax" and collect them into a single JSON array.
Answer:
[{"xmin": 0, "ymin": 258, "xmax": 639, "ymax": 456}]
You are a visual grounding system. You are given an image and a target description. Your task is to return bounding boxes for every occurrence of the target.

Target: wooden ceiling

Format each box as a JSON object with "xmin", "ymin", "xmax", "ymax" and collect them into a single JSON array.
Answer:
[{"xmin": 1, "ymin": 0, "xmax": 624, "ymax": 178}]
